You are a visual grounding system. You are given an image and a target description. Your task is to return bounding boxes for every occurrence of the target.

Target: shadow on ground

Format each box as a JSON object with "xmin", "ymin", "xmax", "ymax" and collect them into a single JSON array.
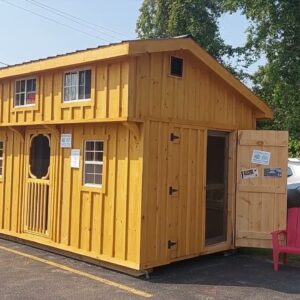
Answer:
[{"xmin": 147, "ymin": 251, "xmax": 300, "ymax": 295}]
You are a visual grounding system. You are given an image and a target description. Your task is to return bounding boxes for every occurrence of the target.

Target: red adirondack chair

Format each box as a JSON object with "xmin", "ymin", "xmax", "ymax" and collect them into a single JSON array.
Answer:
[{"xmin": 272, "ymin": 207, "xmax": 300, "ymax": 271}]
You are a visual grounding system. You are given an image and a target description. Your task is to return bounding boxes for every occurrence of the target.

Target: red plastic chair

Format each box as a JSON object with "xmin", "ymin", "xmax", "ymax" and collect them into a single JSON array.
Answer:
[{"xmin": 272, "ymin": 207, "xmax": 300, "ymax": 271}]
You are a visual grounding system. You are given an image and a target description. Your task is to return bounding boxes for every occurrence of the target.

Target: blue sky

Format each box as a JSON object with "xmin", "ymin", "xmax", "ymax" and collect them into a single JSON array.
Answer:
[{"xmin": 0, "ymin": 0, "xmax": 249, "ymax": 67}]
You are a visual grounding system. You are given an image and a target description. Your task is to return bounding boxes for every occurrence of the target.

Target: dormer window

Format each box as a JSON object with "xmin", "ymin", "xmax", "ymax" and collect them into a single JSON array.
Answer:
[
  {"xmin": 15, "ymin": 78, "xmax": 36, "ymax": 106},
  {"xmin": 63, "ymin": 69, "xmax": 91, "ymax": 102}
]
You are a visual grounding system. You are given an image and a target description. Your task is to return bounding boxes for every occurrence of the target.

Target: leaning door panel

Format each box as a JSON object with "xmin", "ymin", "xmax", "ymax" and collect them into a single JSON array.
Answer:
[{"xmin": 236, "ymin": 130, "xmax": 288, "ymax": 248}]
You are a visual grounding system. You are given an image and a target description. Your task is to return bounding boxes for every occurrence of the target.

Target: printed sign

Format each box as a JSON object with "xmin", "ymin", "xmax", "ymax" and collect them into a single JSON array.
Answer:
[
  {"xmin": 251, "ymin": 150, "xmax": 271, "ymax": 165},
  {"xmin": 61, "ymin": 134, "xmax": 72, "ymax": 148},
  {"xmin": 70, "ymin": 149, "xmax": 80, "ymax": 168},
  {"xmin": 241, "ymin": 168, "xmax": 259, "ymax": 180},
  {"xmin": 264, "ymin": 168, "xmax": 282, "ymax": 177}
]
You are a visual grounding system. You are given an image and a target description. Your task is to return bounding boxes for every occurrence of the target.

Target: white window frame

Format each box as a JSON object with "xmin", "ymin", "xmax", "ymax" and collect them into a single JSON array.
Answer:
[
  {"xmin": 63, "ymin": 68, "xmax": 92, "ymax": 103},
  {"xmin": 83, "ymin": 140, "xmax": 104, "ymax": 188},
  {"xmin": 0, "ymin": 141, "xmax": 4, "ymax": 177},
  {"xmin": 14, "ymin": 77, "xmax": 37, "ymax": 107}
]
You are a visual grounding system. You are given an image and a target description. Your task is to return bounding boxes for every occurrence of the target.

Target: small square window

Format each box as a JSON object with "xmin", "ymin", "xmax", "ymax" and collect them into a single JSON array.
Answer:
[
  {"xmin": 170, "ymin": 56, "xmax": 183, "ymax": 77},
  {"xmin": 64, "ymin": 69, "xmax": 91, "ymax": 102},
  {"xmin": 14, "ymin": 78, "xmax": 36, "ymax": 106},
  {"xmin": 83, "ymin": 140, "xmax": 104, "ymax": 187}
]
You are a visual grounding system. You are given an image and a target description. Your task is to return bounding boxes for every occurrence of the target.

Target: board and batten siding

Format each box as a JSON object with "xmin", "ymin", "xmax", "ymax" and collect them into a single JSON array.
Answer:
[
  {"xmin": 128, "ymin": 51, "xmax": 256, "ymax": 129},
  {"xmin": 0, "ymin": 60, "xmax": 129, "ymax": 126},
  {"xmin": 57, "ymin": 123, "xmax": 142, "ymax": 267},
  {"xmin": 0, "ymin": 123, "xmax": 143, "ymax": 269}
]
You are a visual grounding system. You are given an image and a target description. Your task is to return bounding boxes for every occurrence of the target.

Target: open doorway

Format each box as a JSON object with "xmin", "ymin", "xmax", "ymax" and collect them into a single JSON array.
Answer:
[{"xmin": 205, "ymin": 131, "xmax": 229, "ymax": 245}]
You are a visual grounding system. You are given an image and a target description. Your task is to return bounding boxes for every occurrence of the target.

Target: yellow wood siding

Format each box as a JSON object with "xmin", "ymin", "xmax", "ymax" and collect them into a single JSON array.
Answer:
[
  {"xmin": 0, "ymin": 123, "xmax": 143, "ymax": 269},
  {"xmin": 0, "ymin": 60, "xmax": 129, "ymax": 126},
  {"xmin": 129, "ymin": 52, "xmax": 255, "ymax": 129}
]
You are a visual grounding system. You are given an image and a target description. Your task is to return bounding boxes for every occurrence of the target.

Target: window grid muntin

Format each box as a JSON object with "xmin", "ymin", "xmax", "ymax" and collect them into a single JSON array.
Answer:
[
  {"xmin": 63, "ymin": 69, "xmax": 91, "ymax": 102},
  {"xmin": 0, "ymin": 141, "xmax": 4, "ymax": 176},
  {"xmin": 84, "ymin": 140, "xmax": 104, "ymax": 187},
  {"xmin": 15, "ymin": 78, "xmax": 36, "ymax": 106}
]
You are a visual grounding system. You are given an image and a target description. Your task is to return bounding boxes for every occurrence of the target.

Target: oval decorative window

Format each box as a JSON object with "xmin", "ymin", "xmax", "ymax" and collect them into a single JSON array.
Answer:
[{"xmin": 29, "ymin": 134, "xmax": 50, "ymax": 179}]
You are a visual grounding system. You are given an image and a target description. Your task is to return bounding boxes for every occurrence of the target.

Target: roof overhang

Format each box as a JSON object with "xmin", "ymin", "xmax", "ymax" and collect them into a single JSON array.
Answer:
[{"xmin": 0, "ymin": 43, "xmax": 130, "ymax": 79}]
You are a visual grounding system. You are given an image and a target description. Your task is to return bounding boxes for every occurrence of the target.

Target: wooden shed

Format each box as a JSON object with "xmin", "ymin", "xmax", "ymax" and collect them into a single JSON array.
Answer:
[{"xmin": 0, "ymin": 36, "xmax": 288, "ymax": 274}]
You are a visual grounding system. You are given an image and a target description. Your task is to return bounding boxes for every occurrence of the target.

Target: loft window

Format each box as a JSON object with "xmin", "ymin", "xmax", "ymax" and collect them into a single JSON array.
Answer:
[
  {"xmin": 63, "ymin": 69, "xmax": 91, "ymax": 102},
  {"xmin": 15, "ymin": 78, "xmax": 36, "ymax": 106},
  {"xmin": 170, "ymin": 56, "xmax": 183, "ymax": 77},
  {"xmin": 83, "ymin": 140, "xmax": 104, "ymax": 187},
  {"xmin": 0, "ymin": 141, "xmax": 3, "ymax": 176}
]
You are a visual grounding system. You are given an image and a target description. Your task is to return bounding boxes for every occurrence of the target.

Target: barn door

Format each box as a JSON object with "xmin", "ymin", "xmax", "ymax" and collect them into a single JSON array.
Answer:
[
  {"xmin": 166, "ymin": 125, "xmax": 205, "ymax": 261},
  {"xmin": 236, "ymin": 130, "xmax": 288, "ymax": 248},
  {"xmin": 24, "ymin": 131, "xmax": 53, "ymax": 236}
]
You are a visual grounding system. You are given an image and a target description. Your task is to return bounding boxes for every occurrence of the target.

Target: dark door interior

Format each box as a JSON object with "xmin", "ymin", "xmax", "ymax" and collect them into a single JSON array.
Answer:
[{"xmin": 205, "ymin": 131, "xmax": 229, "ymax": 245}]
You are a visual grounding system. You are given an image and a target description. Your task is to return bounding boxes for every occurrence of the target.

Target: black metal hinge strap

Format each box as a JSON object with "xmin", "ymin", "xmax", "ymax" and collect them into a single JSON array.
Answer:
[
  {"xmin": 170, "ymin": 133, "xmax": 180, "ymax": 142},
  {"xmin": 168, "ymin": 240, "xmax": 177, "ymax": 249},
  {"xmin": 169, "ymin": 186, "xmax": 178, "ymax": 196}
]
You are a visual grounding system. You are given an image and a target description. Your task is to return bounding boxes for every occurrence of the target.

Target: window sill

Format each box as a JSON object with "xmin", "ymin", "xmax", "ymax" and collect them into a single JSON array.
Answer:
[
  {"xmin": 61, "ymin": 99, "xmax": 92, "ymax": 108},
  {"xmin": 168, "ymin": 74, "xmax": 183, "ymax": 79},
  {"xmin": 12, "ymin": 104, "xmax": 38, "ymax": 112},
  {"xmin": 81, "ymin": 184, "xmax": 103, "ymax": 193}
]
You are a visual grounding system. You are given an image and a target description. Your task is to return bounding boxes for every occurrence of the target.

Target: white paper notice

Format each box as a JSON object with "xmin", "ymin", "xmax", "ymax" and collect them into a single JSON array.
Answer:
[
  {"xmin": 61, "ymin": 134, "xmax": 72, "ymax": 148},
  {"xmin": 71, "ymin": 149, "xmax": 80, "ymax": 168},
  {"xmin": 251, "ymin": 150, "xmax": 271, "ymax": 165}
]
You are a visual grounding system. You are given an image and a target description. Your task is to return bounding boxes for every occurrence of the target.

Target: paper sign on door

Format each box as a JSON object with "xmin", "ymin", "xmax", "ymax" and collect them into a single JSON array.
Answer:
[{"xmin": 70, "ymin": 149, "xmax": 80, "ymax": 168}]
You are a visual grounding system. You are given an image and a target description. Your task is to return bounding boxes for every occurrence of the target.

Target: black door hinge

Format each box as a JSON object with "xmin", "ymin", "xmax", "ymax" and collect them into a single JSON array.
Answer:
[
  {"xmin": 170, "ymin": 133, "xmax": 180, "ymax": 142},
  {"xmin": 168, "ymin": 240, "xmax": 177, "ymax": 249},
  {"xmin": 169, "ymin": 186, "xmax": 178, "ymax": 196}
]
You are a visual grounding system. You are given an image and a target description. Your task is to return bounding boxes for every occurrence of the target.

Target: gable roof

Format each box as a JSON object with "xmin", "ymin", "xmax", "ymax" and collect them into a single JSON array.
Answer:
[{"xmin": 0, "ymin": 36, "xmax": 272, "ymax": 119}]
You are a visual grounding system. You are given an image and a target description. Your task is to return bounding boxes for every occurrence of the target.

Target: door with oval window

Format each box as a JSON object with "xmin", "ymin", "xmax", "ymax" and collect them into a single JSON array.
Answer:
[{"xmin": 24, "ymin": 131, "xmax": 52, "ymax": 236}]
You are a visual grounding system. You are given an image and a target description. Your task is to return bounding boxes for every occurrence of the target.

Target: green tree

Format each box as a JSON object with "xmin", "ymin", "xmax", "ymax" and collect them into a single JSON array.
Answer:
[
  {"xmin": 223, "ymin": 0, "xmax": 300, "ymax": 156},
  {"xmin": 136, "ymin": 0, "xmax": 230, "ymax": 61}
]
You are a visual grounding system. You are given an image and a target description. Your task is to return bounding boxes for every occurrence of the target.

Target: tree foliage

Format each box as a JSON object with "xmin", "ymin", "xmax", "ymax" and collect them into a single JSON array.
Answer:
[
  {"xmin": 223, "ymin": 0, "xmax": 300, "ymax": 156},
  {"xmin": 136, "ymin": 0, "xmax": 230, "ymax": 60}
]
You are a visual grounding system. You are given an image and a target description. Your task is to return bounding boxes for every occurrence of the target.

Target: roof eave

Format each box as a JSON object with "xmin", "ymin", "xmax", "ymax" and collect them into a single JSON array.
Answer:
[
  {"xmin": 256, "ymin": 109, "xmax": 274, "ymax": 120},
  {"xmin": 0, "ymin": 42, "xmax": 130, "ymax": 79}
]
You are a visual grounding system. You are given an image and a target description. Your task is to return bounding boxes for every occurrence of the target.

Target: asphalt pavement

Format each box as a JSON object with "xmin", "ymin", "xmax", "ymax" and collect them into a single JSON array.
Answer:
[{"xmin": 1, "ymin": 238, "xmax": 300, "ymax": 300}]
